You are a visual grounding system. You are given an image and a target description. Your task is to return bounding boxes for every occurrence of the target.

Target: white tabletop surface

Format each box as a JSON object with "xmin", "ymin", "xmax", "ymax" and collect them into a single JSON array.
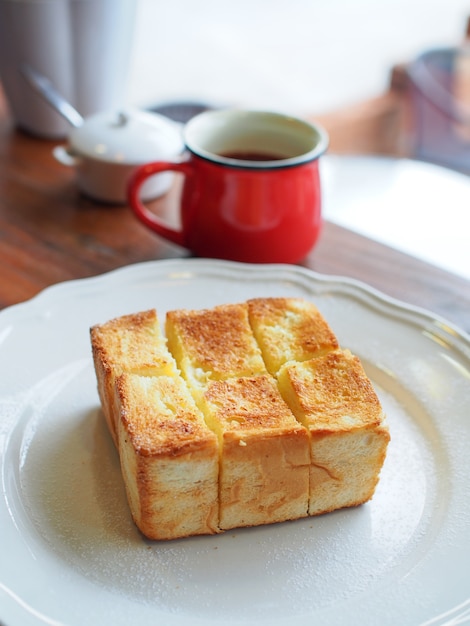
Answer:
[{"xmin": 322, "ymin": 155, "xmax": 470, "ymax": 280}]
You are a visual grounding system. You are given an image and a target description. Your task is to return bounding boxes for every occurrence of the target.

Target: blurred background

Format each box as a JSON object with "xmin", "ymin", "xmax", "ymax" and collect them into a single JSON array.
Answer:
[
  {"xmin": 1, "ymin": 0, "xmax": 469, "ymax": 280},
  {"xmin": 123, "ymin": 0, "xmax": 470, "ymax": 282},
  {"xmin": 126, "ymin": 0, "xmax": 470, "ymax": 117}
]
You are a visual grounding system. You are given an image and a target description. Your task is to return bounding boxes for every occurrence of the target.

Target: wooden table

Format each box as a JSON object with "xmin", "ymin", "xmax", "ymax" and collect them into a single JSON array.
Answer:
[{"xmin": 1, "ymin": 86, "xmax": 469, "ymax": 334}]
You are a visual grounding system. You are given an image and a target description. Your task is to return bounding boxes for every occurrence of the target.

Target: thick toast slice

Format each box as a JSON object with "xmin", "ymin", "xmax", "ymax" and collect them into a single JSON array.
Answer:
[
  {"xmin": 91, "ymin": 310, "xmax": 219, "ymax": 540},
  {"xmin": 277, "ymin": 349, "xmax": 390, "ymax": 515},
  {"xmin": 166, "ymin": 302, "xmax": 310, "ymax": 529},
  {"xmin": 200, "ymin": 375, "xmax": 310, "ymax": 530},
  {"xmin": 90, "ymin": 309, "xmax": 176, "ymax": 444},
  {"xmin": 115, "ymin": 372, "xmax": 219, "ymax": 540},
  {"xmin": 91, "ymin": 298, "xmax": 389, "ymax": 540},
  {"xmin": 247, "ymin": 297, "xmax": 339, "ymax": 374},
  {"xmin": 166, "ymin": 302, "xmax": 267, "ymax": 394}
]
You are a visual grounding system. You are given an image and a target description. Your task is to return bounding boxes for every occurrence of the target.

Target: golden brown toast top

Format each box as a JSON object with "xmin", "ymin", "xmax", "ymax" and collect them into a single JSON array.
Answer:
[
  {"xmin": 116, "ymin": 372, "xmax": 217, "ymax": 457},
  {"xmin": 247, "ymin": 297, "xmax": 339, "ymax": 374},
  {"xmin": 166, "ymin": 302, "xmax": 266, "ymax": 381},
  {"xmin": 90, "ymin": 309, "xmax": 176, "ymax": 377},
  {"xmin": 202, "ymin": 374, "xmax": 306, "ymax": 438},
  {"xmin": 277, "ymin": 349, "xmax": 385, "ymax": 433}
]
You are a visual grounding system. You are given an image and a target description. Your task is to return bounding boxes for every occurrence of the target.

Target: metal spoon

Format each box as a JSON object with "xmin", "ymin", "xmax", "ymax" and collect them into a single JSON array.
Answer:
[{"xmin": 20, "ymin": 64, "xmax": 84, "ymax": 128}]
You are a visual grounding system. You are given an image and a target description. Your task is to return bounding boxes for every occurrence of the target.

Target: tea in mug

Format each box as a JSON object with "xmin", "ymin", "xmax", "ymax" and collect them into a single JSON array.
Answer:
[{"xmin": 220, "ymin": 150, "xmax": 286, "ymax": 161}]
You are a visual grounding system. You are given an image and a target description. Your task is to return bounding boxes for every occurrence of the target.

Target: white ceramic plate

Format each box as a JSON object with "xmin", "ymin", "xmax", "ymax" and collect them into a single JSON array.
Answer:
[{"xmin": 1, "ymin": 259, "xmax": 469, "ymax": 626}]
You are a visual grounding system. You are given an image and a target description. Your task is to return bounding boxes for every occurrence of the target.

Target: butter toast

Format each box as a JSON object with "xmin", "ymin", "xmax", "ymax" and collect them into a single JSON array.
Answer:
[
  {"xmin": 166, "ymin": 303, "xmax": 310, "ymax": 529},
  {"xmin": 166, "ymin": 302, "xmax": 267, "ymax": 394},
  {"xmin": 90, "ymin": 298, "xmax": 389, "ymax": 540},
  {"xmin": 90, "ymin": 309, "xmax": 176, "ymax": 444},
  {"xmin": 277, "ymin": 349, "xmax": 390, "ymax": 515},
  {"xmin": 115, "ymin": 372, "xmax": 219, "ymax": 540},
  {"xmin": 247, "ymin": 297, "xmax": 339, "ymax": 374},
  {"xmin": 91, "ymin": 310, "xmax": 219, "ymax": 540}
]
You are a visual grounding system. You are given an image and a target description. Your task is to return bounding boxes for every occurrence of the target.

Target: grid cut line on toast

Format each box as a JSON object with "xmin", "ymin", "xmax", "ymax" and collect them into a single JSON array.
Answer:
[
  {"xmin": 165, "ymin": 301, "xmax": 311, "ymax": 530},
  {"xmin": 91, "ymin": 309, "xmax": 220, "ymax": 540}
]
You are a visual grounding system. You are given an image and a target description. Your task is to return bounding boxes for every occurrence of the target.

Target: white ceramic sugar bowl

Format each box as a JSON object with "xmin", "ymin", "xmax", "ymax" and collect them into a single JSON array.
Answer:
[{"xmin": 53, "ymin": 109, "xmax": 183, "ymax": 204}]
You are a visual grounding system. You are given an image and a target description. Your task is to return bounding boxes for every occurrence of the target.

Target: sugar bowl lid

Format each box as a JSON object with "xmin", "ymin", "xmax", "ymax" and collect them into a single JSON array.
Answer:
[{"xmin": 67, "ymin": 109, "xmax": 184, "ymax": 164}]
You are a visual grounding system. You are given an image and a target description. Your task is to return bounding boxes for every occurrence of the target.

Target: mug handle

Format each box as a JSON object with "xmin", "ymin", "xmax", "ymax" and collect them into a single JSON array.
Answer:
[{"xmin": 127, "ymin": 160, "xmax": 194, "ymax": 248}]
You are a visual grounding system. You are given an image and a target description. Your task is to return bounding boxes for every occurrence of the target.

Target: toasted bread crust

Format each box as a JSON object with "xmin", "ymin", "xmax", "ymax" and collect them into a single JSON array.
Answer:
[
  {"xmin": 247, "ymin": 297, "xmax": 339, "ymax": 374},
  {"xmin": 115, "ymin": 373, "xmax": 219, "ymax": 539},
  {"xmin": 218, "ymin": 428, "xmax": 310, "ymax": 529},
  {"xmin": 116, "ymin": 373, "xmax": 217, "ymax": 457},
  {"xmin": 166, "ymin": 303, "xmax": 266, "ymax": 380},
  {"xmin": 91, "ymin": 309, "xmax": 175, "ymax": 375},
  {"xmin": 277, "ymin": 349, "xmax": 390, "ymax": 514},
  {"xmin": 90, "ymin": 298, "xmax": 389, "ymax": 540},
  {"xmin": 90, "ymin": 309, "xmax": 176, "ymax": 443},
  {"xmin": 277, "ymin": 349, "xmax": 384, "ymax": 431},
  {"xmin": 203, "ymin": 375, "xmax": 303, "ymax": 433},
  {"xmin": 201, "ymin": 375, "xmax": 310, "ymax": 528}
]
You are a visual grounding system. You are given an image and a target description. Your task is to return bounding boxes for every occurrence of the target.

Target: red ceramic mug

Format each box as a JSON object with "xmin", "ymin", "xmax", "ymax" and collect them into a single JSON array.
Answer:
[{"xmin": 127, "ymin": 109, "xmax": 328, "ymax": 264}]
